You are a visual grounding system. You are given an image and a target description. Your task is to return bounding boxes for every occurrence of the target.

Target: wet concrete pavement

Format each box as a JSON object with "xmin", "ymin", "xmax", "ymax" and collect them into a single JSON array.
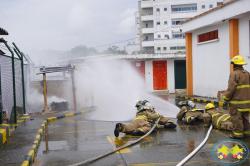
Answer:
[
  {"xmin": 35, "ymin": 114, "xmax": 250, "ymax": 166},
  {"xmin": 0, "ymin": 117, "xmax": 43, "ymax": 166}
]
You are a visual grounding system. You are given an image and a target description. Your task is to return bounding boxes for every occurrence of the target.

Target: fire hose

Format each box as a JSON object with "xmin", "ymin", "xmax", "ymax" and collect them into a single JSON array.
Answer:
[
  {"xmin": 176, "ymin": 124, "xmax": 213, "ymax": 166},
  {"xmin": 69, "ymin": 118, "xmax": 161, "ymax": 166}
]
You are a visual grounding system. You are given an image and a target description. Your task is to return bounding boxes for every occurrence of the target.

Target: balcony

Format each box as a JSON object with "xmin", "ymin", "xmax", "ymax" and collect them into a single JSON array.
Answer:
[
  {"xmin": 142, "ymin": 28, "xmax": 154, "ymax": 34},
  {"xmin": 141, "ymin": 0, "xmax": 153, "ymax": 8},
  {"xmin": 141, "ymin": 15, "xmax": 154, "ymax": 21},
  {"xmin": 142, "ymin": 40, "xmax": 154, "ymax": 47},
  {"xmin": 153, "ymin": 39, "xmax": 185, "ymax": 46}
]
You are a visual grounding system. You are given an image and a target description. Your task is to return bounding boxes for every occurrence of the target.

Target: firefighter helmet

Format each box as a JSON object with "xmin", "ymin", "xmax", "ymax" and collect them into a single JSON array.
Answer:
[
  {"xmin": 231, "ymin": 55, "xmax": 247, "ymax": 65},
  {"xmin": 187, "ymin": 100, "xmax": 196, "ymax": 108},
  {"xmin": 205, "ymin": 103, "xmax": 215, "ymax": 110}
]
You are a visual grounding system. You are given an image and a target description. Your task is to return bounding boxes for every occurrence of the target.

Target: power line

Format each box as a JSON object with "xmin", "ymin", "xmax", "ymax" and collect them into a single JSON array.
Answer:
[
  {"xmin": 92, "ymin": 37, "xmax": 139, "ymax": 48},
  {"xmin": 90, "ymin": 26, "xmax": 183, "ymax": 49}
]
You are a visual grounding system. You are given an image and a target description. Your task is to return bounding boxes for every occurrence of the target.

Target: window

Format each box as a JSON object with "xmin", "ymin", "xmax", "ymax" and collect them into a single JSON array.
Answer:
[
  {"xmin": 202, "ymin": 5, "xmax": 205, "ymax": 9},
  {"xmin": 145, "ymin": 23, "xmax": 148, "ymax": 28},
  {"xmin": 170, "ymin": 46, "xmax": 186, "ymax": 50},
  {"xmin": 145, "ymin": 36, "xmax": 149, "ymax": 41},
  {"xmin": 172, "ymin": 19, "xmax": 186, "ymax": 26},
  {"xmin": 172, "ymin": 33, "xmax": 185, "ymax": 39},
  {"xmin": 157, "ymin": 47, "xmax": 161, "ymax": 51},
  {"xmin": 198, "ymin": 30, "xmax": 218, "ymax": 43},
  {"xmin": 157, "ymin": 34, "xmax": 161, "ymax": 38},
  {"xmin": 156, "ymin": 8, "xmax": 160, "ymax": 12},
  {"xmin": 156, "ymin": 21, "xmax": 160, "ymax": 25},
  {"xmin": 164, "ymin": 21, "xmax": 168, "ymax": 25},
  {"xmin": 171, "ymin": 4, "xmax": 197, "ymax": 13},
  {"xmin": 165, "ymin": 34, "xmax": 169, "ymax": 39},
  {"xmin": 164, "ymin": 8, "xmax": 167, "ymax": 11},
  {"xmin": 209, "ymin": 4, "xmax": 213, "ymax": 8},
  {"xmin": 163, "ymin": 47, "xmax": 167, "ymax": 51}
]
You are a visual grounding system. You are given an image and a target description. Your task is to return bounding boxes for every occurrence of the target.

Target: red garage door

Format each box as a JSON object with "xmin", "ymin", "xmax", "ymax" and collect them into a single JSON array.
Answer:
[{"xmin": 153, "ymin": 61, "xmax": 167, "ymax": 90}]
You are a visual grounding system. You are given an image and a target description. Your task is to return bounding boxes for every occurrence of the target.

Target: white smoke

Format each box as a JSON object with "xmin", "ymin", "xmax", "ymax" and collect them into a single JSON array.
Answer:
[
  {"xmin": 75, "ymin": 59, "xmax": 179, "ymax": 121},
  {"xmin": 27, "ymin": 89, "xmax": 67, "ymax": 113}
]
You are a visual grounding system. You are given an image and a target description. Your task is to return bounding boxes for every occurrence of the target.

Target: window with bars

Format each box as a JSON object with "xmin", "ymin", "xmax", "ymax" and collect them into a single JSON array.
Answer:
[{"xmin": 198, "ymin": 30, "xmax": 218, "ymax": 43}]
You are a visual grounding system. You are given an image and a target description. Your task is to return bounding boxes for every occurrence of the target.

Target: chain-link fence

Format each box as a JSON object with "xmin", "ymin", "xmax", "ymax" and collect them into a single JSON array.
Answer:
[{"xmin": 0, "ymin": 41, "xmax": 28, "ymax": 124}]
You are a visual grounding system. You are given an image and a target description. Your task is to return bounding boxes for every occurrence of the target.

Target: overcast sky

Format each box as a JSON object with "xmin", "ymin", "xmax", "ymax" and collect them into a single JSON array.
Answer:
[{"xmin": 0, "ymin": 0, "xmax": 137, "ymax": 56}]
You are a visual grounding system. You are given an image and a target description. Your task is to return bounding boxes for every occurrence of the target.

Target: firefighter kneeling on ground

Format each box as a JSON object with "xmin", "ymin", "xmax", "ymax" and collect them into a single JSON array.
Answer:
[
  {"xmin": 177, "ymin": 100, "xmax": 204, "ymax": 124},
  {"xmin": 114, "ymin": 100, "xmax": 176, "ymax": 137}
]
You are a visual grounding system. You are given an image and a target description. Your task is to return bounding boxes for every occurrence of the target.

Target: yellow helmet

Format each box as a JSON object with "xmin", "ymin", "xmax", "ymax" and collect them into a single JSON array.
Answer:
[
  {"xmin": 231, "ymin": 55, "xmax": 247, "ymax": 65},
  {"xmin": 205, "ymin": 103, "xmax": 215, "ymax": 110}
]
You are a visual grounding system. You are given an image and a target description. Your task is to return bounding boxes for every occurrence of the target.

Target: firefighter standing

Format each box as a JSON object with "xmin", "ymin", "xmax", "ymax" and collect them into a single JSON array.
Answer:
[{"xmin": 220, "ymin": 55, "xmax": 250, "ymax": 138}]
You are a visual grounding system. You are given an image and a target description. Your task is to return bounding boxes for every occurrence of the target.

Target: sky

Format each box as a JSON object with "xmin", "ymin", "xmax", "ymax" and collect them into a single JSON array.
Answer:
[{"xmin": 0, "ymin": 0, "xmax": 137, "ymax": 58}]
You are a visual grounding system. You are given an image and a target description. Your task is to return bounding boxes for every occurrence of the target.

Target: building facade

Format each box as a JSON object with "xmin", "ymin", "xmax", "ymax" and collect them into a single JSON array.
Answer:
[
  {"xmin": 134, "ymin": 0, "xmax": 223, "ymax": 93},
  {"xmin": 137, "ymin": 0, "xmax": 224, "ymax": 54},
  {"xmin": 183, "ymin": 0, "xmax": 250, "ymax": 97}
]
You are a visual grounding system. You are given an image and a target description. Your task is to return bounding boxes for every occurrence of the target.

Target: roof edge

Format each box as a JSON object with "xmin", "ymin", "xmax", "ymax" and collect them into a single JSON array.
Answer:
[{"xmin": 183, "ymin": 0, "xmax": 238, "ymax": 24}]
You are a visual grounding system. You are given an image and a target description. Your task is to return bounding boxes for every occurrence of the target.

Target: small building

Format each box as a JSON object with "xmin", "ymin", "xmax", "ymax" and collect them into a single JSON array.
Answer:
[
  {"xmin": 183, "ymin": 0, "xmax": 250, "ymax": 97},
  {"xmin": 128, "ymin": 54, "xmax": 186, "ymax": 93}
]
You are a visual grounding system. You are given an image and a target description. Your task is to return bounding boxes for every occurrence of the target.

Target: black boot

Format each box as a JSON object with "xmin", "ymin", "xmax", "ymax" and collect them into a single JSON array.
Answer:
[
  {"xmin": 114, "ymin": 123, "xmax": 123, "ymax": 137},
  {"xmin": 164, "ymin": 122, "xmax": 177, "ymax": 129}
]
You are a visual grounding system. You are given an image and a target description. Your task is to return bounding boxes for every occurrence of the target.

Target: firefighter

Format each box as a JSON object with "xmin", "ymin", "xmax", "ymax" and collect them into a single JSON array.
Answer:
[
  {"xmin": 114, "ymin": 100, "xmax": 176, "ymax": 137},
  {"xmin": 203, "ymin": 103, "xmax": 233, "ymax": 131},
  {"xmin": 219, "ymin": 55, "xmax": 250, "ymax": 138},
  {"xmin": 177, "ymin": 100, "xmax": 204, "ymax": 124},
  {"xmin": 142, "ymin": 100, "xmax": 176, "ymax": 128}
]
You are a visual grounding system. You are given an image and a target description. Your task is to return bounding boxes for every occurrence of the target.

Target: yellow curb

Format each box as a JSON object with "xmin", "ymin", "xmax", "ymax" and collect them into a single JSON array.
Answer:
[
  {"xmin": 21, "ymin": 160, "xmax": 29, "ymax": 166},
  {"xmin": 28, "ymin": 149, "xmax": 35, "ymax": 162},
  {"xmin": 47, "ymin": 117, "xmax": 57, "ymax": 123},
  {"xmin": 64, "ymin": 112, "xmax": 75, "ymax": 117},
  {"xmin": 36, "ymin": 135, "xmax": 41, "ymax": 141},
  {"xmin": 0, "ymin": 129, "xmax": 7, "ymax": 144},
  {"xmin": 38, "ymin": 129, "xmax": 43, "ymax": 134}
]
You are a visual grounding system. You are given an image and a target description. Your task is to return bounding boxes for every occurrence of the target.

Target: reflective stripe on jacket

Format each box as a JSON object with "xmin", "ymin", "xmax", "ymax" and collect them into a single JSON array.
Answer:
[
  {"xmin": 207, "ymin": 109, "xmax": 231, "ymax": 128},
  {"xmin": 224, "ymin": 68, "xmax": 250, "ymax": 112}
]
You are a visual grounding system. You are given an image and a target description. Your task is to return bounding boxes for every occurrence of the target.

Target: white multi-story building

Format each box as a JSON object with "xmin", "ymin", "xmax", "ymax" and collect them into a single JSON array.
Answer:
[{"xmin": 138, "ymin": 0, "xmax": 224, "ymax": 54}]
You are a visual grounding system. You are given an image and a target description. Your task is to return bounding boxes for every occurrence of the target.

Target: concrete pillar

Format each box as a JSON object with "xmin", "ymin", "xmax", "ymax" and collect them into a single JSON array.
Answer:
[
  {"xmin": 185, "ymin": 33, "xmax": 193, "ymax": 96},
  {"xmin": 229, "ymin": 19, "xmax": 239, "ymax": 72}
]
